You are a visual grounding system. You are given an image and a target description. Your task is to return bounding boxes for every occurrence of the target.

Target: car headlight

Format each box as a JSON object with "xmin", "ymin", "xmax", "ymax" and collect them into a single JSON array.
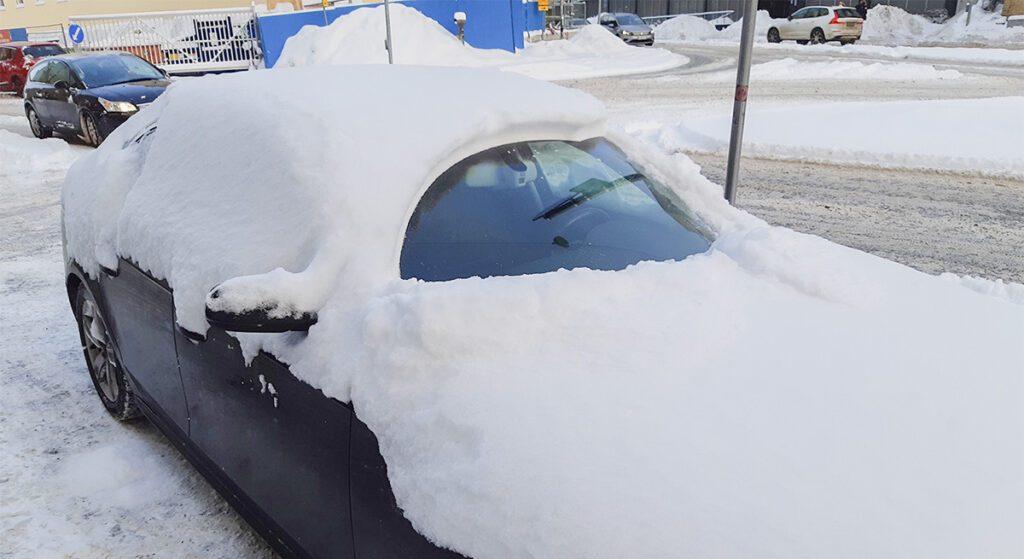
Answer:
[
  {"xmin": 98, "ymin": 98, "xmax": 138, "ymax": 113},
  {"xmin": 622, "ymin": 31, "xmax": 632, "ymax": 36}
]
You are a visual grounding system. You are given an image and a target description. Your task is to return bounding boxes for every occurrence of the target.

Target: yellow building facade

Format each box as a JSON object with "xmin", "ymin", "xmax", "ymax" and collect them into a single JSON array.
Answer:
[{"xmin": 0, "ymin": 1, "xmax": 303, "ymax": 29}]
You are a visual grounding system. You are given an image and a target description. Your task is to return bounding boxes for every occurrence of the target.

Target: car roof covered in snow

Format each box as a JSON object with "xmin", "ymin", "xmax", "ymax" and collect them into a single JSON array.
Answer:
[{"xmin": 62, "ymin": 65, "xmax": 608, "ymax": 332}]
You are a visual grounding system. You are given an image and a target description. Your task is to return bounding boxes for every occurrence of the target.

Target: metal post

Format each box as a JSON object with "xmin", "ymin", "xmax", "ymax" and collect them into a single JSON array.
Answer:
[
  {"xmin": 965, "ymin": 1, "xmax": 972, "ymax": 25},
  {"xmin": 723, "ymin": 0, "xmax": 757, "ymax": 205},
  {"xmin": 60, "ymin": 23, "xmax": 69, "ymax": 49},
  {"xmin": 560, "ymin": 0, "xmax": 566, "ymax": 39},
  {"xmin": 384, "ymin": 0, "xmax": 394, "ymax": 64}
]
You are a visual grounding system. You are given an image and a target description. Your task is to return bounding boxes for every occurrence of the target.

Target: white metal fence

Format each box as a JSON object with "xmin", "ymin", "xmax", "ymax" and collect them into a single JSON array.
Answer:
[{"xmin": 68, "ymin": 7, "xmax": 262, "ymax": 74}]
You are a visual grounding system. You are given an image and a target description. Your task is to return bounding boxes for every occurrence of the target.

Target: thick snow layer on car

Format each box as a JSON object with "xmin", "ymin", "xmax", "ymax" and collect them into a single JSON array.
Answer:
[
  {"xmin": 275, "ymin": 4, "xmax": 685, "ymax": 80},
  {"xmin": 863, "ymin": 4, "xmax": 1024, "ymax": 46},
  {"xmin": 630, "ymin": 96, "xmax": 1024, "ymax": 178},
  {"xmin": 62, "ymin": 65, "xmax": 620, "ymax": 335},
  {"xmin": 60, "ymin": 66, "xmax": 1024, "ymax": 558},
  {"xmin": 695, "ymin": 57, "xmax": 963, "ymax": 81}
]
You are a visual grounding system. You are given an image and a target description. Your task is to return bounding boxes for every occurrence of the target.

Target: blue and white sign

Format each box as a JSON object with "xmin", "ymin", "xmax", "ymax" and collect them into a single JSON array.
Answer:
[{"xmin": 68, "ymin": 24, "xmax": 85, "ymax": 44}]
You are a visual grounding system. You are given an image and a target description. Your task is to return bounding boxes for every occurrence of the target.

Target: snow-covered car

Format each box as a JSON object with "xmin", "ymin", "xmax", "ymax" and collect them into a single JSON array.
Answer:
[
  {"xmin": 61, "ymin": 66, "xmax": 1022, "ymax": 559},
  {"xmin": 768, "ymin": 6, "xmax": 864, "ymax": 45},
  {"xmin": 598, "ymin": 12, "xmax": 655, "ymax": 45}
]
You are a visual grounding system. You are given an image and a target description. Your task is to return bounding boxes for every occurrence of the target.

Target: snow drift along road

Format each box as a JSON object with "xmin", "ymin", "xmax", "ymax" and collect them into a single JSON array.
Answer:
[{"xmin": 275, "ymin": 4, "xmax": 685, "ymax": 80}]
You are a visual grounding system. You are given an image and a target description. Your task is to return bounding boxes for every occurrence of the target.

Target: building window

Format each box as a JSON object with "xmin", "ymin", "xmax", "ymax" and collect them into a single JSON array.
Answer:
[{"xmin": 16, "ymin": 0, "xmax": 24, "ymax": 8}]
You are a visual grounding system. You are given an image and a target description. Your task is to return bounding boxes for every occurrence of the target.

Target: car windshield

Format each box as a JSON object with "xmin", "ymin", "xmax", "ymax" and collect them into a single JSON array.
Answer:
[
  {"xmin": 616, "ymin": 14, "xmax": 645, "ymax": 26},
  {"xmin": 23, "ymin": 45, "xmax": 66, "ymax": 58},
  {"xmin": 401, "ymin": 138, "xmax": 713, "ymax": 282},
  {"xmin": 835, "ymin": 8, "xmax": 861, "ymax": 18},
  {"xmin": 71, "ymin": 55, "xmax": 164, "ymax": 88}
]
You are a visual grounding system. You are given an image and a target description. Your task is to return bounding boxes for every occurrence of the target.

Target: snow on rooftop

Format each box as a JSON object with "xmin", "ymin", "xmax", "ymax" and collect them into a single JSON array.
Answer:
[{"xmin": 275, "ymin": 4, "xmax": 685, "ymax": 80}]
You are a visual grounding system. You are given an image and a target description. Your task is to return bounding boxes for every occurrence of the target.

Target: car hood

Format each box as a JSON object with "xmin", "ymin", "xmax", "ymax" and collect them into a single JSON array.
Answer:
[
  {"xmin": 618, "ymin": 24, "xmax": 652, "ymax": 34},
  {"xmin": 86, "ymin": 80, "xmax": 170, "ymax": 103}
]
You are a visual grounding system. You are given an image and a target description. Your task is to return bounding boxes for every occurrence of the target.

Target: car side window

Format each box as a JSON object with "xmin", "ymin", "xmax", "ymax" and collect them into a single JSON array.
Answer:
[
  {"xmin": 49, "ymin": 62, "xmax": 73, "ymax": 85},
  {"xmin": 400, "ymin": 139, "xmax": 712, "ymax": 282},
  {"xmin": 28, "ymin": 60, "xmax": 50, "ymax": 83},
  {"xmin": 0, "ymin": 48, "xmax": 12, "ymax": 62},
  {"xmin": 816, "ymin": 8, "xmax": 828, "ymax": 17}
]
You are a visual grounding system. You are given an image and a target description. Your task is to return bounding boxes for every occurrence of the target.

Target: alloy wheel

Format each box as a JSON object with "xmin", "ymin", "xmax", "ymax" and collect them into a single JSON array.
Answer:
[{"xmin": 79, "ymin": 298, "xmax": 121, "ymax": 403}]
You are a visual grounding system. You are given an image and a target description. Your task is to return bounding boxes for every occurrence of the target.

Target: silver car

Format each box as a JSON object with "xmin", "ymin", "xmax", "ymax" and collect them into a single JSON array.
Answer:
[{"xmin": 598, "ymin": 12, "xmax": 654, "ymax": 46}]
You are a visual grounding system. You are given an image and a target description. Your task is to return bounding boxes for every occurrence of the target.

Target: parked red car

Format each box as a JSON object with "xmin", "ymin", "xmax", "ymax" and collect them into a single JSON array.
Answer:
[{"xmin": 0, "ymin": 42, "xmax": 67, "ymax": 96}]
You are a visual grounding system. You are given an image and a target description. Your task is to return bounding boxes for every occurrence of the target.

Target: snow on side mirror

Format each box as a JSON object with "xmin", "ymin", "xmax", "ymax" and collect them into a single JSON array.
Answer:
[
  {"xmin": 205, "ymin": 279, "xmax": 318, "ymax": 333},
  {"xmin": 454, "ymin": 11, "xmax": 466, "ymax": 24}
]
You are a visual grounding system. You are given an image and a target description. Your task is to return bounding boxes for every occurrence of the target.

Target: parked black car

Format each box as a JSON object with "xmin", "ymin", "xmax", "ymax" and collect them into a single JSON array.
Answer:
[
  {"xmin": 24, "ymin": 52, "xmax": 170, "ymax": 146},
  {"xmin": 598, "ymin": 12, "xmax": 655, "ymax": 46}
]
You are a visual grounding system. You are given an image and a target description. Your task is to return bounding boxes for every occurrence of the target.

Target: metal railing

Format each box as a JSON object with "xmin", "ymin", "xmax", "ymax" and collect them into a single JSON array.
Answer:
[
  {"xmin": 644, "ymin": 10, "xmax": 734, "ymax": 27},
  {"xmin": 69, "ymin": 6, "xmax": 261, "ymax": 74}
]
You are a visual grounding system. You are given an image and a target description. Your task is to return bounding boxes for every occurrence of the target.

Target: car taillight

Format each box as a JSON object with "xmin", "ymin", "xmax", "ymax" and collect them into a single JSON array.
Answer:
[{"xmin": 830, "ymin": 13, "xmax": 840, "ymax": 24}]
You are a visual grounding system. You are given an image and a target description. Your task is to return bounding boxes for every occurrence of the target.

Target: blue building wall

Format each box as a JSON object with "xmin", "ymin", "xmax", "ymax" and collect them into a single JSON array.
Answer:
[{"xmin": 258, "ymin": 0, "xmax": 544, "ymax": 68}]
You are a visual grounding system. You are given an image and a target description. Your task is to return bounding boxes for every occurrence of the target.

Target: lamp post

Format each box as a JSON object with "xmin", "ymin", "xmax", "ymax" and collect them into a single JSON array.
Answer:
[{"xmin": 383, "ymin": 0, "xmax": 394, "ymax": 64}]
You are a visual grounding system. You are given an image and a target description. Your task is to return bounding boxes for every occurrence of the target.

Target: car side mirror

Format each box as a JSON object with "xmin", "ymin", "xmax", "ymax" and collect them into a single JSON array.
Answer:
[
  {"xmin": 206, "ymin": 306, "xmax": 317, "ymax": 333},
  {"xmin": 54, "ymin": 80, "xmax": 69, "ymax": 91},
  {"xmin": 787, "ymin": 15, "xmax": 793, "ymax": 20}
]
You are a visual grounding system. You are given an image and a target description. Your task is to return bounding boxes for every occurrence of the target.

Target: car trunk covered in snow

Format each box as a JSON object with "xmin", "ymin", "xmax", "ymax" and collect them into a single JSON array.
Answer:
[{"xmin": 62, "ymin": 65, "xmax": 1024, "ymax": 559}]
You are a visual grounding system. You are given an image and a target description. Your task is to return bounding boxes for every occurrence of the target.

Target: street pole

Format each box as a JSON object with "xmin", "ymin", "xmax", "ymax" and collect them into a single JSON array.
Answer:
[
  {"xmin": 384, "ymin": 0, "xmax": 394, "ymax": 64},
  {"xmin": 723, "ymin": 1, "xmax": 757, "ymax": 205}
]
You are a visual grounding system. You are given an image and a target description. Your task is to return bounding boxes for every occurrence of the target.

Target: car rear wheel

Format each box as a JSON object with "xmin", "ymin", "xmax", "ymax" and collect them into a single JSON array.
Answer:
[
  {"xmin": 767, "ymin": 28, "xmax": 781, "ymax": 43},
  {"xmin": 841, "ymin": 39, "xmax": 857, "ymax": 45},
  {"xmin": 81, "ymin": 112, "xmax": 104, "ymax": 147},
  {"xmin": 75, "ymin": 285, "xmax": 141, "ymax": 421},
  {"xmin": 810, "ymin": 28, "xmax": 826, "ymax": 44},
  {"xmin": 26, "ymin": 106, "xmax": 51, "ymax": 139}
]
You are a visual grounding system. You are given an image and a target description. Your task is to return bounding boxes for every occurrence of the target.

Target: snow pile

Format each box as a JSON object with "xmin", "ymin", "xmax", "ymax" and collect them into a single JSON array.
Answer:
[
  {"xmin": 699, "ymin": 57, "xmax": 963, "ymax": 81},
  {"xmin": 719, "ymin": 10, "xmax": 788, "ymax": 41},
  {"xmin": 62, "ymin": 65, "xmax": 607, "ymax": 335},
  {"xmin": 63, "ymin": 65, "xmax": 1024, "ymax": 559},
  {"xmin": 653, "ymin": 14, "xmax": 720, "ymax": 41},
  {"xmin": 631, "ymin": 96, "xmax": 1024, "ymax": 178},
  {"xmin": 0, "ymin": 129, "xmax": 79, "ymax": 175},
  {"xmin": 276, "ymin": 4, "xmax": 685, "ymax": 80},
  {"xmin": 863, "ymin": 4, "xmax": 1024, "ymax": 46}
]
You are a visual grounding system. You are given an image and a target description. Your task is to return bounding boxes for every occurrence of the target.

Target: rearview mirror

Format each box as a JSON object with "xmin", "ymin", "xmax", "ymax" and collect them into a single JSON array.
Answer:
[
  {"xmin": 206, "ymin": 306, "xmax": 317, "ymax": 333},
  {"xmin": 788, "ymin": 15, "xmax": 793, "ymax": 20}
]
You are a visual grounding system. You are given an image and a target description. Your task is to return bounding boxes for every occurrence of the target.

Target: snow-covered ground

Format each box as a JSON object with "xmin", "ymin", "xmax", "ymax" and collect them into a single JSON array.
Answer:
[
  {"xmin": 655, "ymin": 6, "xmax": 1024, "ymax": 65},
  {"xmin": 275, "ymin": 4, "xmax": 686, "ymax": 80},
  {"xmin": 627, "ymin": 96, "xmax": 1024, "ymax": 178},
  {"xmin": 1, "ymin": 7, "xmax": 1023, "ymax": 556}
]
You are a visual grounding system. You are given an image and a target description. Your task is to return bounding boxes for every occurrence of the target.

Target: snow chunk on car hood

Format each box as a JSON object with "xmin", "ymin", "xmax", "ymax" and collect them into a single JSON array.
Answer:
[{"xmin": 62, "ymin": 65, "xmax": 607, "ymax": 333}]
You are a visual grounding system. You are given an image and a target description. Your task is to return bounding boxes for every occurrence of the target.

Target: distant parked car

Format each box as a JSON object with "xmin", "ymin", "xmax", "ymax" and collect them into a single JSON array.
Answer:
[
  {"xmin": 23, "ymin": 52, "xmax": 170, "ymax": 146},
  {"xmin": 0, "ymin": 42, "xmax": 66, "ymax": 97},
  {"xmin": 768, "ymin": 6, "xmax": 864, "ymax": 45},
  {"xmin": 598, "ymin": 12, "xmax": 654, "ymax": 46}
]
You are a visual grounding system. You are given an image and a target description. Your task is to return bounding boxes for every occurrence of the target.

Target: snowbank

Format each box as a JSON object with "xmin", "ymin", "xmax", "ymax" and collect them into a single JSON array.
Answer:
[
  {"xmin": 653, "ymin": 14, "xmax": 720, "ymax": 42},
  {"xmin": 276, "ymin": 4, "xmax": 685, "ymax": 80},
  {"xmin": 863, "ymin": 4, "xmax": 1024, "ymax": 46},
  {"xmin": 631, "ymin": 96, "xmax": 1024, "ymax": 178},
  {"xmin": 698, "ymin": 57, "xmax": 964, "ymax": 81},
  {"xmin": 0, "ymin": 129, "xmax": 80, "ymax": 176},
  {"xmin": 62, "ymin": 64, "xmax": 1024, "ymax": 559}
]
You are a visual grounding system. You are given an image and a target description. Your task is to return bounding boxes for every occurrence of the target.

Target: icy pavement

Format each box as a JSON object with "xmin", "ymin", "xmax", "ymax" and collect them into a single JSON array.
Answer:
[{"xmin": 0, "ymin": 126, "xmax": 275, "ymax": 557}]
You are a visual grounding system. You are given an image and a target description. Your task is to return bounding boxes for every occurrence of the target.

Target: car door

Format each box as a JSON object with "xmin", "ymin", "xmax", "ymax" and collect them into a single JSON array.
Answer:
[
  {"xmin": 25, "ymin": 60, "xmax": 55, "ymax": 121},
  {"xmin": 174, "ymin": 323, "xmax": 354, "ymax": 558},
  {"xmin": 806, "ymin": 7, "xmax": 828, "ymax": 37},
  {"xmin": 780, "ymin": 8, "xmax": 807, "ymax": 40},
  {"xmin": 0, "ymin": 47, "xmax": 13, "ymax": 91},
  {"xmin": 45, "ymin": 61, "xmax": 80, "ymax": 131},
  {"xmin": 98, "ymin": 259, "xmax": 190, "ymax": 434}
]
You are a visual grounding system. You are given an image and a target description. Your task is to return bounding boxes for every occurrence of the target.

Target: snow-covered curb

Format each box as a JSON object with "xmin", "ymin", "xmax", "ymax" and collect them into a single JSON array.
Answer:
[{"xmin": 628, "ymin": 96, "xmax": 1024, "ymax": 179}]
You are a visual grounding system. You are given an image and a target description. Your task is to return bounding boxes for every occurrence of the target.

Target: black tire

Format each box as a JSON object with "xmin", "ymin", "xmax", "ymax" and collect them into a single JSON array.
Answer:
[
  {"xmin": 797, "ymin": 40, "xmax": 809, "ymax": 45},
  {"xmin": 81, "ymin": 111, "xmax": 104, "ymax": 147},
  {"xmin": 810, "ymin": 28, "xmax": 826, "ymax": 44},
  {"xmin": 844, "ymin": 39, "xmax": 857, "ymax": 45},
  {"xmin": 11, "ymin": 76, "xmax": 24, "ymax": 97},
  {"xmin": 25, "ymin": 105, "xmax": 51, "ymax": 139},
  {"xmin": 74, "ymin": 285, "xmax": 141, "ymax": 421},
  {"xmin": 767, "ymin": 28, "xmax": 781, "ymax": 43}
]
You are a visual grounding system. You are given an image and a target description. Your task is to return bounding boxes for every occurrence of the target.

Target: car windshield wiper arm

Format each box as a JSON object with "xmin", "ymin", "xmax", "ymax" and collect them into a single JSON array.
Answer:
[
  {"xmin": 109, "ymin": 77, "xmax": 161, "ymax": 85},
  {"xmin": 533, "ymin": 173, "xmax": 645, "ymax": 221}
]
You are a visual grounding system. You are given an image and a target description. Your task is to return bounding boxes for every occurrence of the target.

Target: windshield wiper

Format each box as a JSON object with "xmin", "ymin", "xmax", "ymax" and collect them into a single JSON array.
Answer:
[
  {"xmin": 108, "ymin": 77, "xmax": 161, "ymax": 86},
  {"xmin": 533, "ymin": 173, "xmax": 646, "ymax": 221}
]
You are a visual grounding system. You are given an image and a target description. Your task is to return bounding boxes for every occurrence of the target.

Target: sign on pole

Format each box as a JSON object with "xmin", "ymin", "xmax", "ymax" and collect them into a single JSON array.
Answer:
[
  {"xmin": 538, "ymin": 0, "xmax": 550, "ymax": 12},
  {"xmin": 68, "ymin": 24, "xmax": 85, "ymax": 44}
]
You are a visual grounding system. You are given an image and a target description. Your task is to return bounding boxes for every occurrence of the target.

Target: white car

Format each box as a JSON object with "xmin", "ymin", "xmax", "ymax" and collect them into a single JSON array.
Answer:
[
  {"xmin": 61, "ymin": 66, "xmax": 1022, "ymax": 558},
  {"xmin": 768, "ymin": 5, "xmax": 864, "ymax": 45}
]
